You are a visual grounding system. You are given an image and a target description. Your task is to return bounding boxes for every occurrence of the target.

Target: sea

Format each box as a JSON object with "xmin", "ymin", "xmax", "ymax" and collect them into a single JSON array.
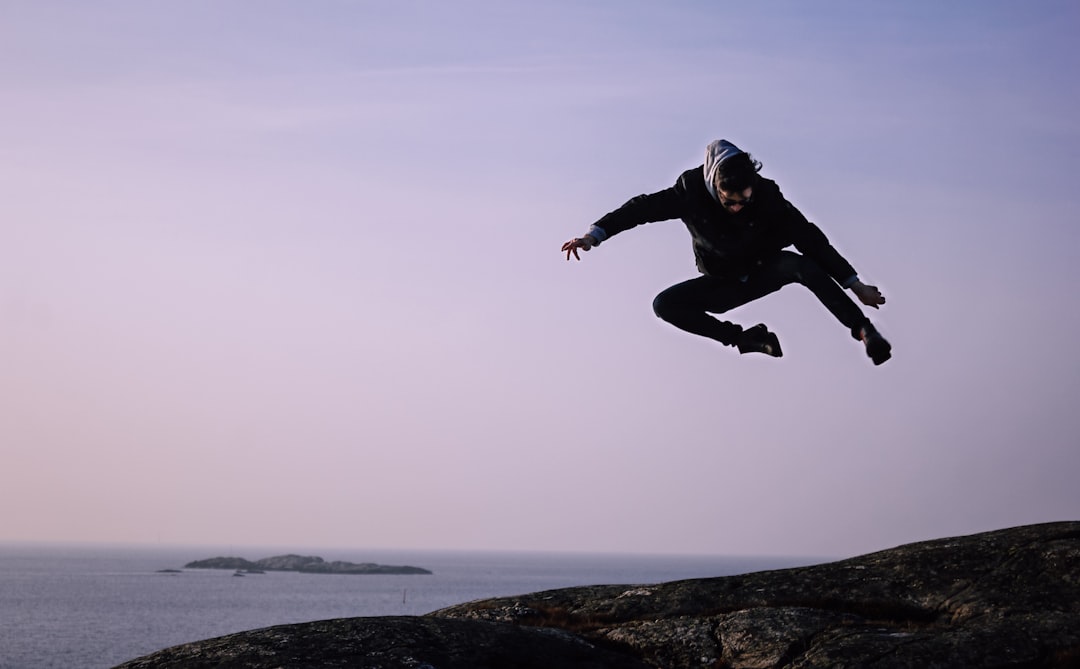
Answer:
[{"xmin": 0, "ymin": 543, "xmax": 824, "ymax": 669}]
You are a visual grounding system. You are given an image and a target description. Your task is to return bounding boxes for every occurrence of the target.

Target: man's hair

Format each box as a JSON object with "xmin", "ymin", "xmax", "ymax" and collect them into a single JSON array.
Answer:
[{"xmin": 716, "ymin": 153, "xmax": 763, "ymax": 192}]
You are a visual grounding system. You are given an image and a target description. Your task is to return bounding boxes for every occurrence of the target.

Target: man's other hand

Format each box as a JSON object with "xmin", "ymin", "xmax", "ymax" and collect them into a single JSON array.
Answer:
[{"xmin": 851, "ymin": 281, "xmax": 886, "ymax": 308}]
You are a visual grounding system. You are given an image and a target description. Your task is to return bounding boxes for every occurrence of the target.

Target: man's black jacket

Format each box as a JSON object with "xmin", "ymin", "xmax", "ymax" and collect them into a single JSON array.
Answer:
[{"xmin": 591, "ymin": 167, "xmax": 858, "ymax": 284}]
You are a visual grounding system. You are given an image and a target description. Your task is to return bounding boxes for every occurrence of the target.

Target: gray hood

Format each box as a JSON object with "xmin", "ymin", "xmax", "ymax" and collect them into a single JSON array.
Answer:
[{"xmin": 703, "ymin": 139, "xmax": 744, "ymax": 202}]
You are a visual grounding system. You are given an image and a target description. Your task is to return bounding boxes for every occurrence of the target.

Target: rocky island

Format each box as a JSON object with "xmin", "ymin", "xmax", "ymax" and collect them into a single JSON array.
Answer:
[
  {"xmin": 183, "ymin": 554, "xmax": 432, "ymax": 575},
  {"xmin": 119, "ymin": 522, "xmax": 1079, "ymax": 668}
]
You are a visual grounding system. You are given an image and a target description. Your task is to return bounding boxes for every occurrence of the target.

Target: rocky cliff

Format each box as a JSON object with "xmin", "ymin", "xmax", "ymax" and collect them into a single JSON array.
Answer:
[{"xmin": 117, "ymin": 522, "xmax": 1080, "ymax": 668}]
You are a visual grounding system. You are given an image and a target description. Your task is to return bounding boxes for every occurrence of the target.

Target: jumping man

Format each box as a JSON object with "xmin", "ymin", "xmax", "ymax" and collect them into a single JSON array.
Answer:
[{"xmin": 561, "ymin": 139, "xmax": 892, "ymax": 364}]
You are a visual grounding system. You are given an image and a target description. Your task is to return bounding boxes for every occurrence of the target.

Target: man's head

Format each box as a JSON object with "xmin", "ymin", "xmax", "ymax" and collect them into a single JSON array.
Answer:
[{"xmin": 703, "ymin": 139, "xmax": 763, "ymax": 212}]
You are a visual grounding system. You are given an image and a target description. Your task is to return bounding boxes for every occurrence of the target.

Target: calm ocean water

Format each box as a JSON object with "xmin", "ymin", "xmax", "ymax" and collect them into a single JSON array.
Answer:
[{"xmin": 0, "ymin": 543, "xmax": 821, "ymax": 669}]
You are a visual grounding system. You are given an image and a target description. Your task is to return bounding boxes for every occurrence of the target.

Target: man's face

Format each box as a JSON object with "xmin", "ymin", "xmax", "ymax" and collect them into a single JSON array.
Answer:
[{"xmin": 718, "ymin": 186, "xmax": 753, "ymax": 213}]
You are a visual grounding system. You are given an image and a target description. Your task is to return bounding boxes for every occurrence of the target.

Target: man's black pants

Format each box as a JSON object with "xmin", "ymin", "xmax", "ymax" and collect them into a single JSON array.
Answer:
[{"xmin": 651, "ymin": 251, "xmax": 869, "ymax": 346}]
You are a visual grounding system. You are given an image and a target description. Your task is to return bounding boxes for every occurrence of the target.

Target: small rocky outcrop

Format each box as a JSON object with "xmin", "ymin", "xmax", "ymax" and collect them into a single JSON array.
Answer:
[
  {"xmin": 183, "ymin": 556, "xmax": 257, "ymax": 570},
  {"xmin": 119, "ymin": 522, "xmax": 1080, "ymax": 668},
  {"xmin": 183, "ymin": 554, "xmax": 432, "ymax": 575}
]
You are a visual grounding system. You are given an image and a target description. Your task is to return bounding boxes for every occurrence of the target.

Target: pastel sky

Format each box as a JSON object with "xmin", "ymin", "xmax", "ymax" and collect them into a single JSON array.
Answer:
[{"xmin": 2, "ymin": 0, "xmax": 1078, "ymax": 558}]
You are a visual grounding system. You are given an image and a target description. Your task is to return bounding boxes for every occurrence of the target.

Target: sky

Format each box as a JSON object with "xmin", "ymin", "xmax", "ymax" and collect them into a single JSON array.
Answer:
[{"xmin": 2, "ymin": 0, "xmax": 1078, "ymax": 559}]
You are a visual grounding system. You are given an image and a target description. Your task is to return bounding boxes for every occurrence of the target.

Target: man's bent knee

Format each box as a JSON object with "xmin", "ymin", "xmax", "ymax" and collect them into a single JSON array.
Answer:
[{"xmin": 652, "ymin": 291, "xmax": 677, "ymax": 322}]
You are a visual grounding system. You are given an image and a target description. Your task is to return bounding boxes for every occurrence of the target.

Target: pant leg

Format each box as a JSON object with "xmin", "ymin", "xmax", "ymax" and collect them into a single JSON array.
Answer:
[
  {"xmin": 754, "ymin": 251, "xmax": 870, "ymax": 338},
  {"xmin": 652, "ymin": 251, "xmax": 870, "ymax": 345},
  {"xmin": 652, "ymin": 275, "xmax": 758, "ymax": 346}
]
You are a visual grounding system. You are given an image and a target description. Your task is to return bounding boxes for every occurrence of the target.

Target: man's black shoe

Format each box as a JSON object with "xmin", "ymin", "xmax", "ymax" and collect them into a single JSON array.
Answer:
[
  {"xmin": 737, "ymin": 323, "xmax": 783, "ymax": 357},
  {"xmin": 860, "ymin": 323, "xmax": 892, "ymax": 365}
]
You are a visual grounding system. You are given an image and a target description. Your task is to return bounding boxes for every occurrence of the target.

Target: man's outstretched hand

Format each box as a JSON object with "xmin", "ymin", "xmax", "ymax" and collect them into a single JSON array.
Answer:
[
  {"xmin": 561, "ymin": 235, "xmax": 596, "ymax": 261},
  {"xmin": 851, "ymin": 280, "xmax": 886, "ymax": 308}
]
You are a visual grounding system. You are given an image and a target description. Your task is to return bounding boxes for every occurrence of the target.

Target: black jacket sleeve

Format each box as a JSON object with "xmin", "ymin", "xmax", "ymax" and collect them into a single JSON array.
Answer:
[
  {"xmin": 787, "ymin": 214, "xmax": 858, "ymax": 285},
  {"xmin": 756, "ymin": 179, "xmax": 858, "ymax": 285},
  {"xmin": 590, "ymin": 187, "xmax": 685, "ymax": 239}
]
